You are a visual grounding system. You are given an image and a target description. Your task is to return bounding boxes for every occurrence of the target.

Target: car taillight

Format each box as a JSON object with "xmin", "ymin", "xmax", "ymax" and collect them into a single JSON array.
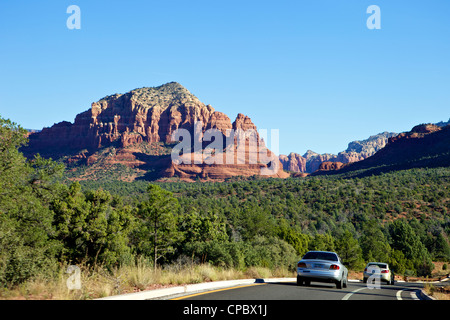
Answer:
[
  {"xmin": 329, "ymin": 265, "xmax": 340, "ymax": 270},
  {"xmin": 381, "ymin": 270, "xmax": 389, "ymax": 273},
  {"xmin": 298, "ymin": 262, "xmax": 307, "ymax": 268},
  {"xmin": 364, "ymin": 268, "xmax": 367, "ymax": 272}
]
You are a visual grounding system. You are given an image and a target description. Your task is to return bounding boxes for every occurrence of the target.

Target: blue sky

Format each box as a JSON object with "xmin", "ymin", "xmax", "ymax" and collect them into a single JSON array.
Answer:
[{"xmin": 0, "ymin": 0, "xmax": 449, "ymax": 155}]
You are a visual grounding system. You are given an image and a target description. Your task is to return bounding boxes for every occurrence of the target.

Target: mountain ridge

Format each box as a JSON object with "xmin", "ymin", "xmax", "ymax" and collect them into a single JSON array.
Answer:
[
  {"xmin": 279, "ymin": 131, "xmax": 397, "ymax": 174},
  {"xmin": 313, "ymin": 123, "xmax": 450, "ymax": 177},
  {"xmin": 19, "ymin": 82, "xmax": 449, "ymax": 180},
  {"xmin": 21, "ymin": 82, "xmax": 288, "ymax": 181}
]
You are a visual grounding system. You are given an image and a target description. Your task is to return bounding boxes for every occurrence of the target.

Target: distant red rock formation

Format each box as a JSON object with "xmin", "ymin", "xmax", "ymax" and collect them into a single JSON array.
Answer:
[
  {"xmin": 22, "ymin": 82, "xmax": 288, "ymax": 181},
  {"xmin": 279, "ymin": 132, "xmax": 397, "ymax": 174},
  {"xmin": 313, "ymin": 123, "xmax": 450, "ymax": 176},
  {"xmin": 318, "ymin": 161, "xmax": 347, "ymax": 171}
]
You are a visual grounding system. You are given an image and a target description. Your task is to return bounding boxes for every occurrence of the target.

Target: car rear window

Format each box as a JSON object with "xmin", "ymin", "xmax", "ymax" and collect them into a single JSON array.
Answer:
[
  {"xmin": 368, "ymin": 263, "xmax": 388, "ymax": 269},
  {"xmin": 302, "ymin": 252, "xmax": 338, "ymax": 262}
]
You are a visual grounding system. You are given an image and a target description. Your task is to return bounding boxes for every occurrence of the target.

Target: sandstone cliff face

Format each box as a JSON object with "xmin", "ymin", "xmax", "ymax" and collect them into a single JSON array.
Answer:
[
  {"xmin": 317, "ymin": 161, "xmax": 347, "ymax": 171},
  {"xmin": 303, "ymin": 150, "xmax": 336, "ymax": 173},
  {"xmin": 279, "ymin": 153, "xmax": 306, "ymax": 173},
  {"xmin": 28, "ymin": 83, "xmax": 229, "ymax": 153},
  {"xmin": 390, "ymin": 124, "xmax": 441, "ymax": 141},
  {"xmin": 23, "ymin": 82, "xmax": 287, "ymax": 181},
  {"xmin": 338, "ymin": 131, "xmax": 397, "ymax": 161}
]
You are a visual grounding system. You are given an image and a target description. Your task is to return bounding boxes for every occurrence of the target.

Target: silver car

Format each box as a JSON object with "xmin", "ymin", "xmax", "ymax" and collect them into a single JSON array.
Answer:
[
  {"xmin": 363, "ymin": 262, "xmax": 395, "ymax": 285},
  {"xmin": 297, "ymin": 251, "xmax": 348, "ymax": 289}
]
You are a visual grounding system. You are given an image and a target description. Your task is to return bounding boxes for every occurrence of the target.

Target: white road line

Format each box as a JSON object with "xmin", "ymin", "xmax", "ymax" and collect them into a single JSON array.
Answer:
[
  {"xmin": 410, "ymin": 291, "xmax": 419, "ymax": 300},
  {"xmin": 342, "ymin": 287, "xmax": 367, "ymax": 300},
  {"xmin": 344, "ymin": 286, "xmax": 421, "ymax": 301},
  {"xmin": 396, "ymin": 289, "xmax": 420, "ymax": 300}
]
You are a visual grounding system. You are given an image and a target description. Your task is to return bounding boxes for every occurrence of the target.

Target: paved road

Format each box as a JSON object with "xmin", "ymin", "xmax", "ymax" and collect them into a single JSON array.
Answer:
[{"xmin": 173, "ymin": 281, "xmax": 426, "ymax": 300}]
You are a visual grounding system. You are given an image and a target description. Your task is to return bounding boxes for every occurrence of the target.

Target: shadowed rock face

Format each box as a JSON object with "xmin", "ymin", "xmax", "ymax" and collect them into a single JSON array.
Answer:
[
  {"xmin": 280, "ymin": 123, "xmax": 450, "ymax": 175},
  {"xmin": 22, "ymin": 82, "xmax": 288, "ymax": 181},
  {"xmin": 313, "ymin": 123, "xmax": 450, "ymax": 177}
]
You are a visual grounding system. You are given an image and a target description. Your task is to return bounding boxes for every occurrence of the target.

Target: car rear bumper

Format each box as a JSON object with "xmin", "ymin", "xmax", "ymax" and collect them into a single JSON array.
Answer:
[
  {"xmin": 363, "ymin": 272, "xmax": 391, "ymax": 282},
  {"xmin": 297, "ymin": 268, "xmax": 342, "ymax": 282}
]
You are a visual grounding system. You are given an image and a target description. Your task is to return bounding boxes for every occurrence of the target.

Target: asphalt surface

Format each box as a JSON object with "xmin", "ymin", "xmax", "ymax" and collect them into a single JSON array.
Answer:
[
  {"xmin": 142, "ymin": 280, "xmax": 449, "ymax": 319},
  {"xmin": 172, "ymin": 281, "xmax": 427, "ymax": 300}
]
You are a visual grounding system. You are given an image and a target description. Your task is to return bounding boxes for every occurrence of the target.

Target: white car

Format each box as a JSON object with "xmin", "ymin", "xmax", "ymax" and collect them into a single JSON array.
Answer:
[
  {"xmin": 363, "ymin": 262, "xmax": 395, "ymax": 285},
  {"xmin": 297, "ymin": 251, "xmax": 348, "ymax": 289}
]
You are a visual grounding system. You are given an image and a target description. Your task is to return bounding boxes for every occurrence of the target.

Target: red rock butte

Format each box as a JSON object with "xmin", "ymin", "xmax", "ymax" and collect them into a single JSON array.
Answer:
[{"xmin": 22, "ymin": 82, "xmax": 288, "ymax": 181}]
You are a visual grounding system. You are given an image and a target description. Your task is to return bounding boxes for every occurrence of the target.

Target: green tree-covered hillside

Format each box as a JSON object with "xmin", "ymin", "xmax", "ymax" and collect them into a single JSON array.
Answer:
[{"xmin": 1, "ymin": 116, "xmax": 449, "ymax": 289}]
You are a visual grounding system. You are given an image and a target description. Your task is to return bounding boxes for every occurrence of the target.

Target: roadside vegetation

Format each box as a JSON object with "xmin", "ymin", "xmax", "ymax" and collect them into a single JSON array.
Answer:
[
  {"xmin": 1, "ymin": 116, "xmax": 449, "ymax": 299},
  {"xmin": 0, "ymin": 260, "xmax": 294, "ymax": 300}
]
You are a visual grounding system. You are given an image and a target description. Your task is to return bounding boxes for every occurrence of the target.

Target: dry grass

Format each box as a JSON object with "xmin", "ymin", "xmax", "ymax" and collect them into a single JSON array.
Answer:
[
  {"xmin": 430, "ymin": 289, "xmax": 450, "ymax": 300},
  {"xmin": 0, "ymin": 261, "xmax": 295, "ymax": 300},
  {"xmin": 423, "ymin": 282, "xmax": 450, "ymax": 300}
]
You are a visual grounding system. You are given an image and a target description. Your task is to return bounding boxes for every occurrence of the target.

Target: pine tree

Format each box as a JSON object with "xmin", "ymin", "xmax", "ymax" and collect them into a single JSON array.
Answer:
[{"xmin": 135, "ymin": 184, "xmax": 183, "ymax": 269}]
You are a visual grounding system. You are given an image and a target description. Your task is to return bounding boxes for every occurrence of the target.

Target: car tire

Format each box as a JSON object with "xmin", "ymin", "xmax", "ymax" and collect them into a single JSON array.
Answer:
[
  {"xmin": 297, "ymin": 276, "xmax": 303, "ymax": 286},
  {"xmin": 343, "ymin": 275, "xmax": 348, "ymax": 288},
  {"xmin": 336, "ymin": 278, "xmax": 343, "ymax": 289}
]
